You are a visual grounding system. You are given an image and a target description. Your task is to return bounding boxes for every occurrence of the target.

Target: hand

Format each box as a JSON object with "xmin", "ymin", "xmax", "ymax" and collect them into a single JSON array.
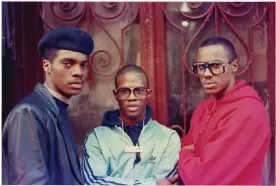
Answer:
[
  {"xmin": 182, "ymin": 144, "xmax": 194, "ymax": 152},
  {"xmin": 156, "ymin": 174, "xmax": 178, "ymax": 185}
]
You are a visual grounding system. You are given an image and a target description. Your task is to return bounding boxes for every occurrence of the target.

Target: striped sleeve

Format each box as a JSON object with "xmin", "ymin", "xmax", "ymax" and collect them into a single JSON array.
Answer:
[
  {"xmin": 156, "ymin": 130, "xmax": 181, "ymax": 179},
  {"xmin": 132, "ymin": 131, "xmax": 180, "ymax": 185}
]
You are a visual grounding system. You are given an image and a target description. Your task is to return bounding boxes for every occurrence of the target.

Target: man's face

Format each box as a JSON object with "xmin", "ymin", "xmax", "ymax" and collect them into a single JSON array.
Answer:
[
  {"xmin": 43, "ymin": 49, "xmax": 89, "ymax": 98},
  {"xmin": 114, "ymin": 72, "xmax": 151, "ymax": 123},
  {"xmin": 195, "ymin": 45, "xmax": 238, "ymax": 96}
]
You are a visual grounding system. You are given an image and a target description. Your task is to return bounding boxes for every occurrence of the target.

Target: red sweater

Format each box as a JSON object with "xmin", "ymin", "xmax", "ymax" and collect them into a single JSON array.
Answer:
[{"xmin": 178, "ymin": 80, "xmax": 271, "ymax": 185}]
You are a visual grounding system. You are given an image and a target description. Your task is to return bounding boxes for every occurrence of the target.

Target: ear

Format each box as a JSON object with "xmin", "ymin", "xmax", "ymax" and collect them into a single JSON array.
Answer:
[
  {"xmin": 113, "ymin": 89, "xmax": 118, "ymax": 100},
  {"xmin": 147, "ymin": 89, "xmax": 152, "ymax": 99},
  {"xmin": 43, "ymin": 59, "xmax": 51, "ymax": 74},
  {"xmin": 231, "ymin": 59, "xmax": 239, "ymax": 74}
]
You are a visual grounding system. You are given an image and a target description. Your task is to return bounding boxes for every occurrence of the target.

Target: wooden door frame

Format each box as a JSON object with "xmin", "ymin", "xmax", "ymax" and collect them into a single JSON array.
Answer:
[
  {"xmin": 2, "ymin": 2, "xmax": 44, "ymax": 121},
  {"xmin": 139, "ymin": 2, "xmax": 169, "ymax": 126}
]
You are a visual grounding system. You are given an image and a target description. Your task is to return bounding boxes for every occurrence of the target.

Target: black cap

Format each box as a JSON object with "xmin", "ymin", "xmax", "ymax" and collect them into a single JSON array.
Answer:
[{"xmin": 38, "ymin": 27, "xmax": 94, "ymax": 57}]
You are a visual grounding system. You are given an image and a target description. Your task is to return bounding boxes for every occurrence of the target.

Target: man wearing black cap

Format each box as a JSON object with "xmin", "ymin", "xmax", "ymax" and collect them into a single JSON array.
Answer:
[{"xmin": 2, "ymin": 27, "xmax": 94, "ymax": 184}]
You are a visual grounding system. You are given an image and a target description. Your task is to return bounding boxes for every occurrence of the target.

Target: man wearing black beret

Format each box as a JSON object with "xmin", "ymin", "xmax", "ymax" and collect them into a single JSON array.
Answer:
[{"xmin": 2, "ymin": 27, "xmax": 94, "ymax": 184}]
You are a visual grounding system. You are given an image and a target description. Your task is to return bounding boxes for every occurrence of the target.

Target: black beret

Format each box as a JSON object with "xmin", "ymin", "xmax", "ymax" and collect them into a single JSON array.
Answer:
[{"xmin": 38, "ymin": 27, "xmax": 94, "ymax": 57}]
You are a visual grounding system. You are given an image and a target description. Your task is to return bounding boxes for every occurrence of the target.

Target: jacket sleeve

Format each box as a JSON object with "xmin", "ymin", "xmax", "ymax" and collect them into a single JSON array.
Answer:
[
  {"xmin": 81, "ymin": 131, "xmax": 137, "ymax": 185},
  {"xmin": 155, "ymin": 131, "xmax": 180, "ymax": 178},
  {"xmin": 3, "ymin": 104, "xmax": 50, "ymax": 184},
  {"xmin": 178, "ymin": 108, "xmax": 271, "ymax": 184}
]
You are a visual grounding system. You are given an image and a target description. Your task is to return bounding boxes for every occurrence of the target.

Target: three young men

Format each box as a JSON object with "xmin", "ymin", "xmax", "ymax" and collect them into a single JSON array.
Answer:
[{"xmin": 3, "ymin": 28, "xmax": 271, "ymax": 186}]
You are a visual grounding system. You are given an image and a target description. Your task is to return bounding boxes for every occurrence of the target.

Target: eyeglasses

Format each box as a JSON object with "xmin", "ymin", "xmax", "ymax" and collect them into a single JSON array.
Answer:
[
  {"xmin": 192, "ymin": 60, "xmax": 234, "ymax": 76},
  {"xmin": 113, "ymin": 87, "xmax": 150, "ymax": 100}
]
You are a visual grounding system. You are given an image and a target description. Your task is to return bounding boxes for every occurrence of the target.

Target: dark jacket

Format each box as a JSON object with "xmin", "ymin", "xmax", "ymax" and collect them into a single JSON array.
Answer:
[{"xmin": 2, "ymin": 84, "xmax": 82, "ymax": 184}]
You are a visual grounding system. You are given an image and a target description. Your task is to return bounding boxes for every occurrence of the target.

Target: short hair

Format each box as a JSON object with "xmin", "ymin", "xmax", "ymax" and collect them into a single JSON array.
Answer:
[
  {"xmin": 42, "ymin": 49, "xmax": 58, "ymax": 62},
  {"xmin": 199, "ymin": 37, "xmax": 237, "ymax": 61},
  {"xmin": 115, "ymin": 64, "xmax": 149, "ymax": 88}
]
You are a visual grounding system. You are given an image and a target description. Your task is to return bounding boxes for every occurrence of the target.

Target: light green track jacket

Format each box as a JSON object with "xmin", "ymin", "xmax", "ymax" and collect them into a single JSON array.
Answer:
[{"xmin": 81, "ymin": 118, "xmax": 180, "ymax": 185}]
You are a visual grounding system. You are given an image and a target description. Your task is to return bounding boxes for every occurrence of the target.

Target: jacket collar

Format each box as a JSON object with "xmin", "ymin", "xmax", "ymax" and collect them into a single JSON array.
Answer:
[{"xmin": 34, "ymin": 83, "xmax": 59, "ymax": 116}]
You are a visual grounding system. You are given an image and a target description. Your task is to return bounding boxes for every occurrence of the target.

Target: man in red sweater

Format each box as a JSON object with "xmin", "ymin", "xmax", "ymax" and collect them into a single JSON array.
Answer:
[{"xmin": 178, "ymin": 37, "xmax": 271, "ymax": 185}]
